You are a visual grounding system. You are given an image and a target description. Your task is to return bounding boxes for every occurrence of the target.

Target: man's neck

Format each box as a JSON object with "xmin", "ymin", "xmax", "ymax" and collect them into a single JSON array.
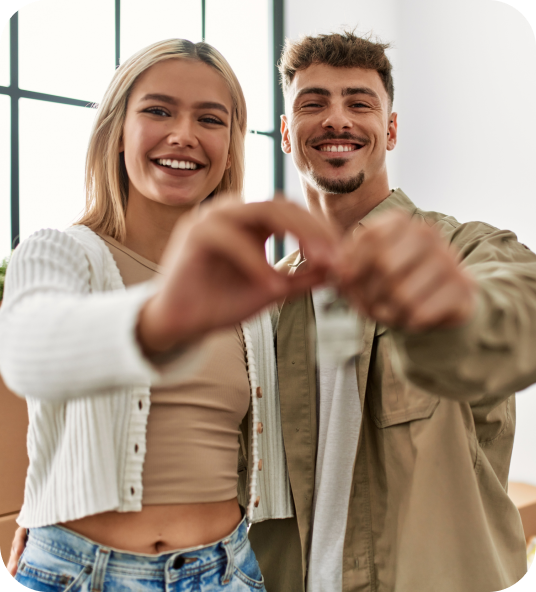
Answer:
[{"xmin": 303, "ymin": 178, "xmax": 392, "ymax": 236}]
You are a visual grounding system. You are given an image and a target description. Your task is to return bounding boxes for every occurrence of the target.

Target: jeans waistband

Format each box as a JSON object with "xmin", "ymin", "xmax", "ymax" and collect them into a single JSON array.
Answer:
[{"xmin": 27, "ymin": 513, "xmax": 249, "ymax": 578}]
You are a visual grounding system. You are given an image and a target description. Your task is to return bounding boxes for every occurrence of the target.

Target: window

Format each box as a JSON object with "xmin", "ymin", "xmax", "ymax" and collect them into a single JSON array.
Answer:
[{"xmin": 0, "ymin": 0, "xmax": 284, "ymax": 261}]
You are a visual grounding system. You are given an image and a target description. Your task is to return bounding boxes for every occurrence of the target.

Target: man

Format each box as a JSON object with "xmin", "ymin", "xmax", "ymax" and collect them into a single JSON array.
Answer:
[
  {"xmin": 246, "ymin": 31, "xmax": 534, "ymax": 592},
  {"xmin": 6, "ymin": 30, "xmax": 534, "ymax": 592}
]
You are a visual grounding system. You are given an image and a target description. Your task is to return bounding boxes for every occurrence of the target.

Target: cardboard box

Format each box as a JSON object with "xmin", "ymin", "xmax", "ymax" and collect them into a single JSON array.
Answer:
[
  {"xmin": 0, "ymin": 374, "xmax": 28, "ymax": 517},
  {"xmin": 508, "ymin": 481, "xmax": 536, "ymax": 541}
]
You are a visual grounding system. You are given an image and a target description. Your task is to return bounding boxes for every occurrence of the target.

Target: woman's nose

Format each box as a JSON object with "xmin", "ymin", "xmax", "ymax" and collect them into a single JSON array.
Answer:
[{"xmin": 168, "ymin": 117, "xmax": 198, "ymax": 148}]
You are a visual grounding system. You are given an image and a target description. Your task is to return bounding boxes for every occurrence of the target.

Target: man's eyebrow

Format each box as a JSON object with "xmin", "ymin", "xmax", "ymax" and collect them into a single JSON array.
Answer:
[
  {"xmin": 295, "ymin": 87, "xmax": 331, "ymax": 100},
  {"xmin": 342, "ymin": 87, "xmax": 380, "ymax": 101},
  {"xmin": 139, "ymin": 95, "xmax": 230, "ymax": 115}
]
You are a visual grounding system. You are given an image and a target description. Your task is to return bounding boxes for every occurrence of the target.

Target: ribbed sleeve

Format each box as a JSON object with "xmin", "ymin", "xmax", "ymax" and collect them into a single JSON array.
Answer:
[
  {"xmin": 0, "ymin": 228, "xmax": 158, "ymax": 401},
  {"xmin": 0, "ymin": 226, "xmax": 199, "ymax": 527}
]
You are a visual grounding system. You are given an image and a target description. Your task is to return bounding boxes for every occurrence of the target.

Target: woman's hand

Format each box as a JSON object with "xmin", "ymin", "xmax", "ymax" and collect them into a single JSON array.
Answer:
[
  {"xmin": 137, "ymin": 199, "xmax": 338, "ymax": 355},
  {"xmin": 6, "ymin": 526, "xmax": 26, "ymax": 577}
]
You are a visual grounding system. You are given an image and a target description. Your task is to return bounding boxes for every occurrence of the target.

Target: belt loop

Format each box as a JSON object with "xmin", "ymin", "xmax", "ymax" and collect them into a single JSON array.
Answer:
[
  {"xmin": 90, "ymin": 547, "xmax": 111, "ymax": 592},
  {"xmin": 220, "ymin": 538, "xmax": 234, "ymax": 586}
]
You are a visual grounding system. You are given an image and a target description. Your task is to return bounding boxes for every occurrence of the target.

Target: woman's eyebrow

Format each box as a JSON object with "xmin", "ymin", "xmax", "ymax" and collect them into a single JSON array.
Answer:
[
  {"xmin": 138, "ymin": 94, "xmax": 229, "ymax": 115},
  {"xmin": 139, "ymin": 93, "xmax": 177, "ymax": 105},
  {"xmin": 193, "ymin": 101, "xmax": 230, "ymax": 115}
]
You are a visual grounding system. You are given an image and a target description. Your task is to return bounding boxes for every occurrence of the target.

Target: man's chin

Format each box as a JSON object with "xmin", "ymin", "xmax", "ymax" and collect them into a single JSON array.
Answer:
[{"xmin": 311, "ymin": 170, "xmax": 365, "ymax": 195}]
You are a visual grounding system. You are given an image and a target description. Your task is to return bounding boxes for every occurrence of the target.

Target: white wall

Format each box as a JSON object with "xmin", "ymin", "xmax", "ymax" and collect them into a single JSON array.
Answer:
[{"xmin": 284, "ymin": 0, "xmax": 536, "ymax": 485}]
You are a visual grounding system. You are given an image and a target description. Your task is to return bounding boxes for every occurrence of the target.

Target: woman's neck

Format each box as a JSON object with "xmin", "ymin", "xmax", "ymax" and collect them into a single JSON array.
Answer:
[{"xmin": 124, "ymin": 195, "xmax": 198, "ymax": 264}]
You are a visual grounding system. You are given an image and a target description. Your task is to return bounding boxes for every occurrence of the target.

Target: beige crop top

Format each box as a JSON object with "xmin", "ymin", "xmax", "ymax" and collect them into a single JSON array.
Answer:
[{"xmin": 100, "ymin": 235, "xmax": 250, "ymax": 504}]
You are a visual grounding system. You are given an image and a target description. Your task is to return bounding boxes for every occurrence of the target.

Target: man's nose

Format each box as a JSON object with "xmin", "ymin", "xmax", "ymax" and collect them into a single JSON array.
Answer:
[
  {"xmin": 168, "ymin": 117, "xmax": 198, "ymax": 148},
  {"xmin": 322, "ymin": 105, "xmax": 352, "ymax": 132}
]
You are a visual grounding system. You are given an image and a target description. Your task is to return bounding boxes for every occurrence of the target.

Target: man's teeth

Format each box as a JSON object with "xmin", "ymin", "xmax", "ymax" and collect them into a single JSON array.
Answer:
[
  {"xmin": 319, "ymin": 145, "xmax": 356, "ymax": 152},
  {"xmin": 156, "ymin": 158, "xmax": 199, "ymax": 170}
]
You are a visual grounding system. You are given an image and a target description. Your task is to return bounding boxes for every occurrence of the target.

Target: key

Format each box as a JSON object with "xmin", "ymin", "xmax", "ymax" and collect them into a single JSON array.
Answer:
[{"xmin": 315, "ymin": 287, "xmax": 364, "ymax": 365}]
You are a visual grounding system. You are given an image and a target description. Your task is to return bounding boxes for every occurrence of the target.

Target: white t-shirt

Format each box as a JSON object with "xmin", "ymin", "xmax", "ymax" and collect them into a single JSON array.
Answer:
[{"xmin": 307, "ymin": 288, "xmax": 362, "ymax": 592}]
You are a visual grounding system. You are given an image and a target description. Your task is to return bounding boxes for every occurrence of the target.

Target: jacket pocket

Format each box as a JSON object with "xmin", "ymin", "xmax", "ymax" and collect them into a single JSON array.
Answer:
[{"xmin": 368, "ymin": 325, "xmax": 440, "ymax": 428}]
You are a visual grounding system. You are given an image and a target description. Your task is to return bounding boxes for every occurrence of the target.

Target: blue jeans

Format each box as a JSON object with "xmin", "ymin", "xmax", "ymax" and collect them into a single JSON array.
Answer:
[{"xmin": 15, "ymin": 515, "xmax": 265, "ymax": 591}]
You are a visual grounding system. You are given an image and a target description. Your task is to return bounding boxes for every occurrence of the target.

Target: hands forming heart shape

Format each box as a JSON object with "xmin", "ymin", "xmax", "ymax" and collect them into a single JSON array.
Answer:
[{"xmin": 137, "ymin": 199, "xmax": 477, "ymax": 356}]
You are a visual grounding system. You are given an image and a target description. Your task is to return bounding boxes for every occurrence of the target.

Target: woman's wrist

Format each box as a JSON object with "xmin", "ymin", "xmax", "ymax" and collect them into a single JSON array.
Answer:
[{"xmin": 136, "ymin": 294, "xmax": 190, "ymax": 358}]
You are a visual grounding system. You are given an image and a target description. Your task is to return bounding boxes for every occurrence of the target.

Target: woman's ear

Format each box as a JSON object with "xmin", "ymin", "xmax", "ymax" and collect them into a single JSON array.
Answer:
[
  {"xmin": 225, "ymin": 154, "xmax": 231, "ymax": 170},
  {"xmin": 118, "ymin": 136, "xmax": 124, "ymax": 152}
]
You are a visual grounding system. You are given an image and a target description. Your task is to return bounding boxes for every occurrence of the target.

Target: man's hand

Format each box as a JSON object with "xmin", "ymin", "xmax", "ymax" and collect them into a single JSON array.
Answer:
[
  {"xmin": 6, "ymin": 526, "xmax": 26, "ymax": 577},
  {"xmin": 335, "ymin": 210, "xmax": 477, "ymax": 331},
  {"xmin": 138, "ymin": 199, "xmax": 337, "ymax": 355}
]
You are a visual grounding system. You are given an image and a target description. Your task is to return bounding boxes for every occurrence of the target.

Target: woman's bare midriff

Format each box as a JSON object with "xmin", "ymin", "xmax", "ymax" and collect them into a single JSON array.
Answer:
[{"xmin": 59, "ymin": 498, "xmax": 242, "ymax": 554}]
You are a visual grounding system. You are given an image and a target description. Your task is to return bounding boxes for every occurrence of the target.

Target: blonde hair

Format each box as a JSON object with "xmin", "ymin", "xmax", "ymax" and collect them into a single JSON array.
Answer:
[{"xmin": 77, "ymin": 39, "xmax": 247, "ymax": 241}]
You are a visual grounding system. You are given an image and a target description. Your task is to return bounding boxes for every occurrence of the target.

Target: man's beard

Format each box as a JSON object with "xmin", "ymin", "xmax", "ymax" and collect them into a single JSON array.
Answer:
[{"xmin": 311, "ymin": 167, "xmax": 365, "ymax": 195}]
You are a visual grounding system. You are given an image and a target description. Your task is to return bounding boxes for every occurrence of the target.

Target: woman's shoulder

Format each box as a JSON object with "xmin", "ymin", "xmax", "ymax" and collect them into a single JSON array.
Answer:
[{"xmin": 15, "ymin": 226, "xmax": 123, "ymax": 292}]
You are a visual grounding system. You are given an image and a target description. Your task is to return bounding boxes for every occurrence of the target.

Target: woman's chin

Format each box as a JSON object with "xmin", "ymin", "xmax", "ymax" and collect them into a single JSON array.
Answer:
[{"xmin": 152, "ymin": 193, "xmax": 207, "ymax": 209}]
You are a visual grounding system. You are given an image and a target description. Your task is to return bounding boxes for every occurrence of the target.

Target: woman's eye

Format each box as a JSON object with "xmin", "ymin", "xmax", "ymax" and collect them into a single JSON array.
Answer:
[
  {"xmin": 200, "ymin": 116, "xmax": 224, "ymax": 125},
  {"xmin": 145, "ymin": 107, "xmax": 169, "ymax": 117}
]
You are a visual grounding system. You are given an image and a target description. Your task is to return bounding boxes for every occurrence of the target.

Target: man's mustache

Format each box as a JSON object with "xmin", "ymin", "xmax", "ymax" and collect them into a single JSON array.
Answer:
[{"xmin": 307, "ymin": 132, "xmax": 370, "ymax": 147}]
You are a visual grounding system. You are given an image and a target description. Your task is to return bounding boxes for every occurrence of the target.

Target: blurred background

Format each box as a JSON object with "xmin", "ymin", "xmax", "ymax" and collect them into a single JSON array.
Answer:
[{"xmin": 0, "ymin": 0, "xmax": 535, "ymax": 517}]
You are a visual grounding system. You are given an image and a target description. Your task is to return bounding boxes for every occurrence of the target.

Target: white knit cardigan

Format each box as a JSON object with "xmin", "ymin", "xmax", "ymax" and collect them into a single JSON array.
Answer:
[{"xmin": 0, "ymin": 226, "xmax": 293, "ymax": 527}]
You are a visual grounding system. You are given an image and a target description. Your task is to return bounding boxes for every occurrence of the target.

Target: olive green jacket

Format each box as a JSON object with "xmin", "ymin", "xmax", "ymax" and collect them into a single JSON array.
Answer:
[{"xmin": 243, "ymin": 189, "xmax": 532, "ymax": 592}]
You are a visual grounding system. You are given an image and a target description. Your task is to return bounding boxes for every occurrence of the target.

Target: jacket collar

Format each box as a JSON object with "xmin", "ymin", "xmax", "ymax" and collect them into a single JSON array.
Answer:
[
  {"xmin": 357, "ymin": 187, "xmax": 418, "ymax": 228},
  {"xmin": 296, "ymin": 188, "xmax": 417, "ymax": 263}
]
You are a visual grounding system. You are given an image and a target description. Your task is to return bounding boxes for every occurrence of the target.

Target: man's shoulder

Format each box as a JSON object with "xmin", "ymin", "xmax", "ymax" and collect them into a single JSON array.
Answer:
[
  {"xmin": 393, "ymin": 189, "xmax": 528, "ymax": 259},
  {"xmin": 408, "ymin": 199, "xmax": 501, "ymax": 251}
]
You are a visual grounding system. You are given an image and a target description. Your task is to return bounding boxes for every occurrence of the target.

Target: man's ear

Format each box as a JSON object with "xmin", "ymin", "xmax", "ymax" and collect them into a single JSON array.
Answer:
[
  {"xmin": 281, "ymin": 115, "xmax": 292, "ymax": 154},
  {"xmin": 386, "ymin": 112, "xmax": 398, "ymax": 151}
]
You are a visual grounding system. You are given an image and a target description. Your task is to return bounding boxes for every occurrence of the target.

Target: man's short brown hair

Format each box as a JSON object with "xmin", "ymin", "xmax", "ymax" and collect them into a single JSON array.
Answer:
[{"xmin": 278, "ymin": 30, "xmax": 394, "ymax": 109}]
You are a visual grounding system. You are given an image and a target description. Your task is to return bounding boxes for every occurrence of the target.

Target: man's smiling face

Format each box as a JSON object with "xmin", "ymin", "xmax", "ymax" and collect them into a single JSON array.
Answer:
[{"xmin": 282, "ymin": 63, "xmax": 397, "ymax": 196}]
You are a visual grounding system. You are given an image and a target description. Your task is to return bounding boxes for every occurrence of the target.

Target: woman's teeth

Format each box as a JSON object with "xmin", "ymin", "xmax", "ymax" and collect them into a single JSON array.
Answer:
[
  {"xmin": 156, "ymin": 158, "xmax": 199, "ymax": 170},
  {"xmin": 319, "ymin": 145, "xmax": 356, "ymax": 152}
]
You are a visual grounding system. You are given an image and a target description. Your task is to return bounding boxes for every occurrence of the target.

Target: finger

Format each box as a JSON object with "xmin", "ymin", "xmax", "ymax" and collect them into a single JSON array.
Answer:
[
  {"xmin": 403, "ymin": 277, "xmax": 476, "ymax": 331},
  {"xmin": 366, "ymin": 244, "xmax": 454, "ymax": 321},
  {"xmin": 209, "ymin": 201, "xmax": 339, "ymax": 267},
  {"xmin": 284, "ymin": 267, "xmax": 333, "ymax": 296},
  {"xmin": 7, "ymin": 528, "xmax": 26, "ymax": 576},
  {"xmin": 356, "ymin": 236, "xmax": 435, "ymax": 310},
  {"xmin": 186, "ymin": 221, "xmax": 288, "ymax": 296},
  {"xmin": 374, "ymin": 257, "xmax": 451, "ymax": 325},
  {"xmin": 336, "ymin": 210, "xmax": 412, "ymax": 283}
]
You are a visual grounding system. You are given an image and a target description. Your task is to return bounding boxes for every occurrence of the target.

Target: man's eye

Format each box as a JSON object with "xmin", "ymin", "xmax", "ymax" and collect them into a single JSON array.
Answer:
[
  {"xmin": 352, "ymin": 103, "xmax": 369, "ymax": 109},
  {"xmin": 302, "ymin": 103, "xmax": 322, "ymax": 108},
  {"xmin": 145, "ymin": 107, "xmax": 169, "ymax": 117}
]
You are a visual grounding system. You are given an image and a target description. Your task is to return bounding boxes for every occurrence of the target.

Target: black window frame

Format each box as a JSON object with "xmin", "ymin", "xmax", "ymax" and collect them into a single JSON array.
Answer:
[{"xmin": 0, "ymin": 0, "xmax": 285, "ymax": 260}]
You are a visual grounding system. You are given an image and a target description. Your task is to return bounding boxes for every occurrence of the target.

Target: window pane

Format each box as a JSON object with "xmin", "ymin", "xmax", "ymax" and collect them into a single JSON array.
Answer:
[
  {"xmin": 19, "ymin": 99, "xmax": 96, "ymax": 241},
  {"xmin": 244, "ymin": 132, "xmax": 273, "ymax": 203},
  {"xmin": 0, "ymin": 95, "xmax": 10, "ymax": 256},
  {"xmin": 0, "ymin": 23, "xmax": 9, "ymax": 87},
  {"xmin": 19, "ymin": 0, "xmax": 115, "ymax": 103},
  {"xmin": 206, "ymin": 0, "xmax": 273, "ymax": 132},
  {"xmin": 121, "ymin": 0, "xmax": 202, "ymax": 63}
]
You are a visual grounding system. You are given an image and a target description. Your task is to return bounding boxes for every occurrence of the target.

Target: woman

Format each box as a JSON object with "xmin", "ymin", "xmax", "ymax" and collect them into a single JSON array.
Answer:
[{"xmin": 0, "ymin": 39, "xmax": 334, "ymax": 591}]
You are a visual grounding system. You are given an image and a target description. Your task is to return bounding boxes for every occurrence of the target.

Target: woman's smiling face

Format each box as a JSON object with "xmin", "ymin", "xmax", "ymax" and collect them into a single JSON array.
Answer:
[{"xmin": 121, "ymin": 58, "xmax": 233, "ymax": 209}]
